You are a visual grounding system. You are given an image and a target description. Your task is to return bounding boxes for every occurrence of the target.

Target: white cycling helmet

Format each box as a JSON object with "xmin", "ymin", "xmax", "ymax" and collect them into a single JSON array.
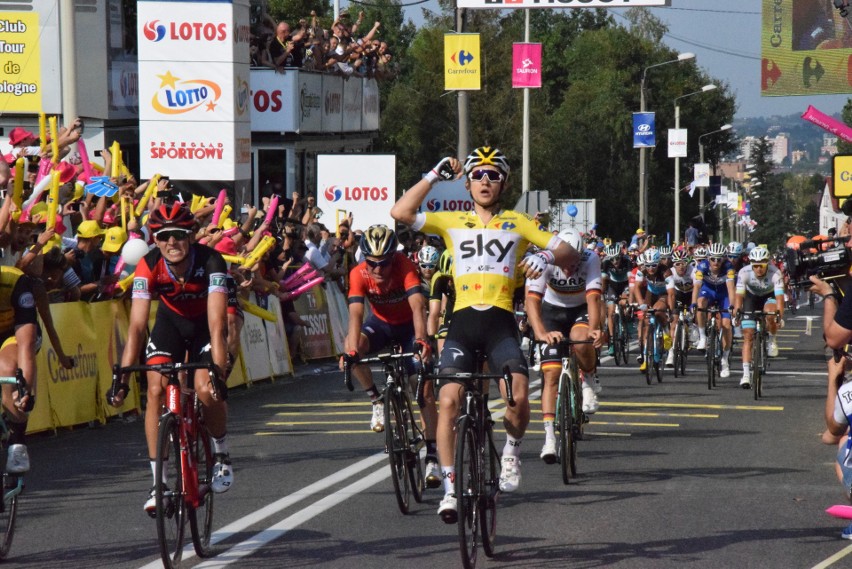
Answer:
[
  {"xmin": 417, "ymin": 245, "xmax": 440, "ymax": 267},
  {"xmin": 643, "ymin": 249, "xmax": 661, "ymax": 266},
  {"xmin": 707, "ymin": 242, "xmax": 726, "ymax": 257},
  {"xmin": 558, "ymin": 228, "xmax": 583, "ymax": 250},
  {"xmin": 604, "ymin": 245, "xmax": 620, "ymax": 260},
  {"xmin": 726, "ymin": 242, "xmax": 743, "ymax": 257},
  {"xmin": 693, "ymin": 246, "xmax": 707, "ymax": 260},
  {"xmin": 748, "ymin": 246, "xmax": 770, "ymax": 263},
  {"xmin": 658, "ymin": 245, "xmax": 673, "ymax": 259}
]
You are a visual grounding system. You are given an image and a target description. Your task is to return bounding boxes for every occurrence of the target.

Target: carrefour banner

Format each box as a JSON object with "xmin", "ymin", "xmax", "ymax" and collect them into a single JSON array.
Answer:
[
  {"xmin": 512, "ymin": 43, "xmax": 542, "ymax": 89},
  {"xmin": 445, "ymin": 34, "xmax": 480, "ymax": 91},
  {"xmin": 316, "ymin": 154, "xmax": 396, "ymax": 232},
  {"xmin": 761, "ymin": 0, "xmax": 852, "ymax": 96},
  {"xmin": 633, "ymin": 112, "xmax": 655, "ymax": 148},
  {"xmin": 0, "ymin": 13, "xmax": 41, "ymax": 113},
  {"xmin": 458, "ymin": 0, "xmax": 668, "ymax": 8}
]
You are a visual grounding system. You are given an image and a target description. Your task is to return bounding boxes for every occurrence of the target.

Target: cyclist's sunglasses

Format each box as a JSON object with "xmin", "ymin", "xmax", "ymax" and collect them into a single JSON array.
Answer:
[
  {"xmin": 366, "ymin": 256, "xmax": 393, "ymax": 269},
  {"xmin": 673, "ymin": 262, "xmax": 688, "ymax": 268},
  {"xmin": 155, "ymin": 229, "xmax": 192, "ymax": 242},
  {"xmin": 468, "ymin": 169, "xmax": 504, "ymax": 183},
  {"xmin": 645, "ymin": 263, "xmax": 658, "ymax": 270},
  {"xmin": 419, "ymin": 262, "xmax": 437, "ymax": 270},
  {"xmin": 751, "ymin": 262, "xmax": 768, "ymax": 269},
  {"xmin": 708, "ymin": 256, "xmax": 724, "ymax": 263}
]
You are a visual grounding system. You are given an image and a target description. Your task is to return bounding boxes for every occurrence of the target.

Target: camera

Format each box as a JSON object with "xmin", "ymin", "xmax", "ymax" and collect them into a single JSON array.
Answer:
[{"xmin": 784, "ymin": 237, "xmax": 851, "ymax": 286}]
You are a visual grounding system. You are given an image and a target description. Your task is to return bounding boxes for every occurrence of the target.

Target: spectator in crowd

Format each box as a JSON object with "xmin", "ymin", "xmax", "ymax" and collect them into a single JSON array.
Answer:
[{"xmin": 268, "ymin": 20, "xmax": 306, "ymax": 72}]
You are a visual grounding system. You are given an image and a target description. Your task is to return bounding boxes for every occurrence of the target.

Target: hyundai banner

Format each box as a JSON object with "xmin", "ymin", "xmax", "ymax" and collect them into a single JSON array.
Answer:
[
  {"xmin": 512, "ymin": 43, "xmax": 542, "ymax": 89},
  {"xmin": 633, "ymin": 112, "xmax": 656, "ymax": 148},
  {"xmin": 316, "ymin": 155, "xmax": 396, "ymax": 232}
]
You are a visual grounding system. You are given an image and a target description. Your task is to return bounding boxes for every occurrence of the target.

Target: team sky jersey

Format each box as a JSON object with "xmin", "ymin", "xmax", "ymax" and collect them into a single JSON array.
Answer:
[
  {"xmin": 666, "ymin": 265, "xmax": 695, "ymax": 294},
  {"xmin": 526, "ymin": 249, "xmax": 601, "ymax": 308},
  {"xmin": 693, "ymin": 259, "xmax": 736, "ymax": 292},
  {"xmin": 634, "ymin": 265, "xmax": 668, "ymax": 297},
  {"xmin": 0, "ymin": 267, "xmax": 37, "ymax": 334},
  {"xmin": 348, "ymin": 252, "xmax": 422, "ymax": 325},
  {"xmin": 132, "ymin": 245, "xmax": 229, "ymax": 320},
  {"xmin": 412, "ymin": 210, "xmax": 558, "ymax": 313},
  {"xmin": 601, "ymin": 256, "xmax": 631, "ymax": 283},
  {"xmin": 736, "ymin": 264, "xmax": 784, "ymax": 297}
]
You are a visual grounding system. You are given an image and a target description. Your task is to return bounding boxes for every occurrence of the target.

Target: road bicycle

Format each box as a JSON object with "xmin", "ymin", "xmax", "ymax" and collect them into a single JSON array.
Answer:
[
  {"xmin": 0, "ymin": 369, "xmax": 28, "ymax": 560},
  {"xmin": 788, "ymin": 287, "xmax": 799, "ymax": 316},
  {"xmin": 696, "ymin": 306, "xmax": 723, "ymax": 390},
  {"xmin": 642, "ymin": 308, "xmax": 668, "ymax": 385},
  {"xmin": 553, "ymin": 338, "xmax": 594, "ymax": 485},
  {"xmin": 109, "ymin": 362, "xmax": 221, "ymax": 569},
  {"xmin": 672, "ymin": 303, "xmax": 692, "ymax": 378},
  {"xmin": 342, "ymin": 346, "xmax": 424, "ymax": 515},
  {"xmin": 740, "ymin": 310, "xmax": 776, "ymax": 400},
  {"xmin": 609, "ymin": 298, "xmax": 631, "ymax": 366},
  {"xmin": 420, "ymin": 355, "xmax": 513, "ymax": 569}
]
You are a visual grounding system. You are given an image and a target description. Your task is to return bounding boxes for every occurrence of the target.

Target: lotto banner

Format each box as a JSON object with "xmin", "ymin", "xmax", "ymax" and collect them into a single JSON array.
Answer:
[
  {"xmin": 761, "ymin": 0, "xmax": 852, "ymax": 96},
  {"xmin": 512, "ymin": 43, "xmax": 542, "ymax": 89},
  {"xmin": 445, "ymin": 34, "xmax": 481, "ymax": 91},
  {"xmin": 0, "ymin": 13, "xmax": 42, "ymax": 113}
]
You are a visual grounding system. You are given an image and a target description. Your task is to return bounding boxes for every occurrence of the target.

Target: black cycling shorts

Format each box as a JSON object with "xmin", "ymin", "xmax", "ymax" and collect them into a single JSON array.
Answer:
[
  {"xmin": 539, "ymin": 302, "xmax": 589, "ymax": 367},
  {"xmin": 146, "ymin": 304, "xmax": 215, "ymax": 366}
]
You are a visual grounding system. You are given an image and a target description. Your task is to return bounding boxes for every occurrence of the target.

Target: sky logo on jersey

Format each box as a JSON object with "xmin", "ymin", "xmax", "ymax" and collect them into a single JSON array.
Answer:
[
  {"xmin": 324, "ymin": 186, "xmax": 343, "ymax": 202},
  {"xmin": 151, "ymin": 71, "xmax": 222, "ymax": 115},
  {"xmin": 143, "ymin": 20, "xmax": 167, "ymax": 42},
  {"xmin": 426, "ymin": 199, "xmax": 441, "ymax": 211}
]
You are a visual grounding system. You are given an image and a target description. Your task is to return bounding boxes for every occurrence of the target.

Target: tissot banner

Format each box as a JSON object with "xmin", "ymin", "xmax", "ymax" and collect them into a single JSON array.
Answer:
[
  {"xmin": 445, "ymin": 34, "xmax": 480, "ymax": 91},
  {"xmin": 633, "ymin": 112, "xmax": 655, "ymax": 148},
  {"xmin": 512, "ymin": 43, "xmax": 542, "ymax": 88}
]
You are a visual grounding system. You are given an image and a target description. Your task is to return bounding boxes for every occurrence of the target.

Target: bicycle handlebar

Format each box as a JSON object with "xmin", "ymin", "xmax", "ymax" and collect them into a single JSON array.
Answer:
[
  {"xmin": 417, "ymin": 365, "xmax": 515, "ymax": 408},
  {"xmin": 341, "ymin": 349, "xmax": 421, "ymax": 392},
  {"xmin": 0, "ymin": 369, "xmax": 28, "ymax": 410},
  {"xmin": 108, "ymin": 362, "xmax": 220, "ymax": 405}
]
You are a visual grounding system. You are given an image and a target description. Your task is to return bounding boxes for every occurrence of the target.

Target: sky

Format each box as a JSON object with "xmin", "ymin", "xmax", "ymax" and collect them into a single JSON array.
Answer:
[{"xmin": 390, "ymin": 0, "xmax": 852, "ymax": 120}]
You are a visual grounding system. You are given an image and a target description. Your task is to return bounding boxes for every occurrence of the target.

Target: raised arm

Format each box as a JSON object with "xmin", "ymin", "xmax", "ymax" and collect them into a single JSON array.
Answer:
[{"xmin": 390, "ymin": 157, "xmax": 460, "ymax": 226}]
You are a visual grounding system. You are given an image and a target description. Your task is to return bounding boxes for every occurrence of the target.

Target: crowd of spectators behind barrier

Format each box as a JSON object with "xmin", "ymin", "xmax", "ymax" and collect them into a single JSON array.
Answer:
[{"xmin": 250, "ymin": 9, "xmax": 396, "ymax": 79}]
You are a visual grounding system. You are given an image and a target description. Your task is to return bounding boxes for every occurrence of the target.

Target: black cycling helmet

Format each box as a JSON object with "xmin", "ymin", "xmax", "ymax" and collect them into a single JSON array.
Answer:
[{"xmin": 148, "ymin": 202, "xmax": 196, "ymax": 232}]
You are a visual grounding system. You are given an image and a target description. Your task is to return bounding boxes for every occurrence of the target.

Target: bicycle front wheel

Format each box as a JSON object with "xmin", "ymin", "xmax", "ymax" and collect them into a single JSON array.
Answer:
[
  {"xmin": 189, "ymin": 406, "xmax": 215, "ymax": 558},
  {"xmin": 0, "ymin": 471, "xmax": 20, "ymax": 559},
  {"xmin": 706, "ymin": 326, "xmax": 716, "ymax": 390},
  {"xmin": 403, "ymin": 394, "xmax": 424, "ymax": 505},
  {"xmin": 156, "ymin": 413, "xmax": 187, "ymax": 569},
  {"xmin": 752, "ymin": 331, "xmax": 763, "ymax": 400},
  {"xmin": 385, "ymin": 389, "xmax": 411, "ymax": 514},
  {"xmin": 557, "ymin": 371, "xmax": 574, "ymax": 485},
  {"xmin": 480, "ymin": 424, "xmax": 499, "ymax": 558},
  {"xmin": 613, "ymin": 313, "xmax": 623, "ymax": 366},
  {"xmin": 455, "ymin": 415, "xmax": 479, "ymax": 569}
]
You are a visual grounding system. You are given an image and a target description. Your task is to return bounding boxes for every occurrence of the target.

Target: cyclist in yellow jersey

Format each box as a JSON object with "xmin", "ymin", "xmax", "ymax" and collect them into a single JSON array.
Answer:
[
  {"xmin": 391, "ymin": 147, "xmax": 578, "ymax": 523},
  {"xmin": 0, "ymin": 267, "xmax": 40, "ymax": 474}
]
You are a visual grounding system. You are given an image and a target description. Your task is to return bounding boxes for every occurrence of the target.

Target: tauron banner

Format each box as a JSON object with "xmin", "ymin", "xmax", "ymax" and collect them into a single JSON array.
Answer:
[
  {"xmin": 457, "ymin": 0, "xmax": 669, "ymax": 8},
  {"xmin": 445, "ymin": 34, "xmax": 481, "ymax": 91},
  {"xmin": 761, "ymin": 0, "xmax": 852, "ymax": 96},
  {"xmin": 512, "ymin": 43, "xmax": 542, "ymax": 89},
  {"xmin": 633, "ymin": 112, "xmax": 655, "ymax": 148}
]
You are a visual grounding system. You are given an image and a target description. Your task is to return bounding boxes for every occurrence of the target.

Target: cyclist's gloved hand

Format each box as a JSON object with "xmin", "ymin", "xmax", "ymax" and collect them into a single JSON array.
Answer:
[
  {"xmin": 689, "ymin": 303, "xmax": 697, "ymax": 311},
  {"xmin": 426, "ymin": 157, "xmax": 458, "ymax": 184},
  {"xmin": 520, "ymin": 250, "xmax": 554, "ymax": 279}
]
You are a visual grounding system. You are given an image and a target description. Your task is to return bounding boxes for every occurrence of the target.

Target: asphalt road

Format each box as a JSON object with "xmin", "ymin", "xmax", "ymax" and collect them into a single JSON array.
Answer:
[{"xmin": 7, "ymin": 305, "xmax": 852, "ymax": 569}]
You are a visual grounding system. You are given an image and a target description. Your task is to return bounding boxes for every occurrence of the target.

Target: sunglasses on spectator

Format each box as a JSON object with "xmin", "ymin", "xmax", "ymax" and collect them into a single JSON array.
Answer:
[
  {"xmin": 709, "ymin": 256, "xmax": 723, "ymax": 262},
  {"xmin": 468, "ymin": 169, "xmax": 504, "ymax": 183},
  {"xmin": 155, "ymin": 229, "xmax": 191, "ymax": 242},
  {"xmin": 366, "ymin": 256, "xmax": 393, "ymax": 269}
]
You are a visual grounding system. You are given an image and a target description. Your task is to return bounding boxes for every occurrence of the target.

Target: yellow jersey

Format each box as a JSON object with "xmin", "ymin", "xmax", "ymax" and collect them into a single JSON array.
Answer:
[
  {"xmin": 412, "ymin": 210, "xmax": 557, "ymax": 313},
  {"xmin": 0, "ymin": 267, "xmax": 37, "ymax": 334}
]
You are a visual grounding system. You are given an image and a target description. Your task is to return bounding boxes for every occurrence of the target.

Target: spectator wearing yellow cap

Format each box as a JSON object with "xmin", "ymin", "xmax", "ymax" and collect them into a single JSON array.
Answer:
[{"xmin": 71, "ymin": 221, "xmax": 106, "ymax": 300}]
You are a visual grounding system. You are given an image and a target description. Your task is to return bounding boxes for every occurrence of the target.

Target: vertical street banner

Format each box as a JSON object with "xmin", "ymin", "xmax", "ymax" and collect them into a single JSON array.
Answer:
[
  {"xmin": 137, "ymin": 0, "xmax": 251, "ymax": 185},
  {"xmin": 633, "ymin": 112, "xmax": 655, "ymax": 148},
  {"xmin": 512, "ymin": 43, "xmax": 542, "ymax": 89},
  {"xmin": 761, "ymin": 0, "xmax": 852, "ymax": 96},
  {"xmin": 694, "ymin": 163, "xmax": 710, "ymax": 187},
  {"xmin": 668, "ymin": 128, "xmax": 687, "ymax": 158},
  {"xmin": 0, "ymin": 13, "xmax": 41, "ymax": 113},
  {"xmin": 445, "ymin": 33, "xmax": 480, "ymax": 90}
]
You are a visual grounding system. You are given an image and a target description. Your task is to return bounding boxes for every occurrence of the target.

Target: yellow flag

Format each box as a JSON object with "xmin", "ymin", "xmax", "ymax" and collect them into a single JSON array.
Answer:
[{"xmin": 445, "ymin": 34, "xmax": 481, "ymax": 91}]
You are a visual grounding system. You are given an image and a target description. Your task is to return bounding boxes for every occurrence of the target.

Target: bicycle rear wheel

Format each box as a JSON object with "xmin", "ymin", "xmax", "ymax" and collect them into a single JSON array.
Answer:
[
  {"xmin": 403, "ymin": 395, "xmax": 424, "ymax": 505},
  {"xmin": 0, "ymin": 471, "xmax": 20, "ymax": 559},
  {"xmin": 480, "ymin": 424, "xmax": 499, "ymax": 558},
  {"xmin": 385, "ymin": 389, "xmax": 411, "ymax": 514},
  {"xmin": 189, "ymin": 406, "xmax": 215, "ymax": 558},
  {"xmin": 455, "ymin": 415, "xmax": 479, "ymax": 569},
  {"xmin": 156, "ymin": 413, "xmax": 186, "ymax": 569}
]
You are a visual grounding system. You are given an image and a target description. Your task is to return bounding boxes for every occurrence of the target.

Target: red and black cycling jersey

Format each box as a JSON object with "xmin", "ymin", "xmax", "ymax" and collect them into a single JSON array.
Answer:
[{"xmin": 132, "ymin": 244, "xmax": 229, "ymax": 319}]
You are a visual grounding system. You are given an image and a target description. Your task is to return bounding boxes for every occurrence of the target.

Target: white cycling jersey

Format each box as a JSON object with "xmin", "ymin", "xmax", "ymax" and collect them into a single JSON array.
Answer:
[
  {"xmin": 666, "ymin": 264, "xmax": 695, "ymax": 294},
  {"xmin": 526, "ymin": 249, "xmax": 601, "ymax": 308},
  {"xmin": 736, "ymin": 264, "xmax": 784, "ymax": 297}
]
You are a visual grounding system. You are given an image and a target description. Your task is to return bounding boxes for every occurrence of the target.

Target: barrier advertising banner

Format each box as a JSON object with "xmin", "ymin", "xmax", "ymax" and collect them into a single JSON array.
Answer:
[
  {"xmin": 295, "ymin": 287, "xmax": 335, "ymax": 360},
  {"xmin": 0, "ymin": 12, "xmax": 41, "ymax": 113},
  {"xmin": 761, "ymin": 0, "xmax": 852, "ymax": 96},
  {"xmin": 445, "ymin": 34, "xmax": 481, "ymax": 91},
  {"xmin": 512, "ymin": 43, "xmax": 542, "ymax": 88},
  {"xmin": 316, "ymin": 154, "xmax": 396, "ymax": 231}
]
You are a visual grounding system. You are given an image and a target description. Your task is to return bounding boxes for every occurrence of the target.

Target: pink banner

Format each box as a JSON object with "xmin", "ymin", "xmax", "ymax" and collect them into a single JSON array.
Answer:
[
  {"xmin": 802, "ymin": 105, "xmax": 852, "ymax": 144},
  {"xmin": 512, "ymin": 43, "xmax": 542, "ymax": 89}
]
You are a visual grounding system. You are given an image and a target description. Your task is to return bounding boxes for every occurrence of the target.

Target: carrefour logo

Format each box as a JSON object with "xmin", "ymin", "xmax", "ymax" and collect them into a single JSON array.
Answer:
[
  {"xmin": 151, "ymin": 71, "xmax": 222, "ymax": 115},
  {"xmin": 324, "ymin": 186, "xmax": 342, "ymax": 202},
  {"xmin": 144, "ymin": 20, "xmax": 167, "ymax": 42},
  {"xmin": 427, "ymin": 199, "xmax": 441, "ymax": 211},
  {"xmin": 501, "ymin": 222, "xmax": 516, "ymax": 230},
  {"xmin": 450, "ymin": 50, "xmax": 475, "ymax": 66}
]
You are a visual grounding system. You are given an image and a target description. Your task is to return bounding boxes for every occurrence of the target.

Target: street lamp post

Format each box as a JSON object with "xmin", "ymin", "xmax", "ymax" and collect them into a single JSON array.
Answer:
[
  {"xmin": 639, "ymin": 52, "xmax": 695, "ymax": 232},
  {"xmin": 673, "ymin": 84, "xmax": 716, "ymax": 244},
  {"xmin": 697, "ymin": 123, "xmax": 733, "ymax": 219}
]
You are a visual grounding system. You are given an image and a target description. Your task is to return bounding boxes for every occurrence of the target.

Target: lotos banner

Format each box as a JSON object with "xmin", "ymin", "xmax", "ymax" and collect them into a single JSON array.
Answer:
[
  {"xmin": 445, "ymin": 34, "xmax": 481, "ymax": 91},
  {"xmin": 512, "ymin": 43, "xmax": 542, "ymax": 89}
]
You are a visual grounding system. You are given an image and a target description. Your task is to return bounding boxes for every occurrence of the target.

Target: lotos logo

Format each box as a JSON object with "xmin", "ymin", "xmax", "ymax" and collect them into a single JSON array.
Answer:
[
  {"xmin": 144, "ymin": 20, "xmax": 167, "ymax": 42},
  {"xmin": 450, "ymin": 50, "xmax": 474, "ymax": 66},
  {"xmin": 324, "ymin": 186, "xmax": 342, "ymax": 202},
  {"xmin": 427, "ymin": 199, "xmax": 441, "ymax": 211},
  {"xmin": 151, "ymin": 71, "xmax": 222, "ymax": 115}
]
